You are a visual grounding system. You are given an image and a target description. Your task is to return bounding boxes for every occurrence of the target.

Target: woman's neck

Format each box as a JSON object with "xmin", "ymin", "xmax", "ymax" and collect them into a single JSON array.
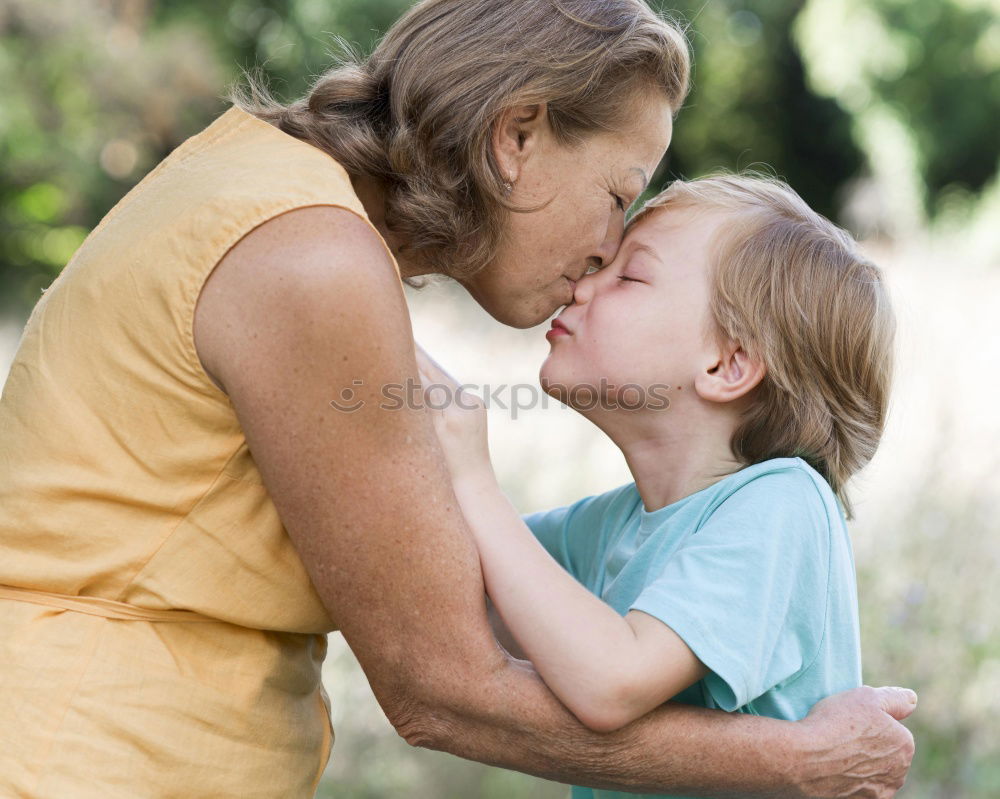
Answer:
[{"xmin": 350, "ymin": 173, "xmax": 435, "ymax": 280}]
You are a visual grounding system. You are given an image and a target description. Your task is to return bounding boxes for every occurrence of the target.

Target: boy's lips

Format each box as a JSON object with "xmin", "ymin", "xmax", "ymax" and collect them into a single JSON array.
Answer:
[{"xmin": 546, "ymin": 316, "xmax": 572, "ymax": 342}]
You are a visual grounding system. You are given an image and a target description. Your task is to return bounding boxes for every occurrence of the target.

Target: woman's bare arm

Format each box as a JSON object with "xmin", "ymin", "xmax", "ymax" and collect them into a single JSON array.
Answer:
[{"xmin": 193, "ymin": 205, "xmax": 915, "ymax": 798}]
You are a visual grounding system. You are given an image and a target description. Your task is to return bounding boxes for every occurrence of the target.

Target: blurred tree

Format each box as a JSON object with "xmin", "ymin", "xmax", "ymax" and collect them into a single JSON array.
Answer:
[
  {"xmin": 149, "ymin": 0, "xmax": 413, "ymax": 102},
  {"xmin": 797, "ymin": 0, "xmax": 1000, "ymax": 236},
  {"xmin": 0, "ymin": 0, "xmax": 226, "ymax": 315},
  {"xmin": 0, "ymin": 0, "xmax": 411, "ymax": 318},
  {"xmin": 646, "ymin": 0, "xmax": 866, "ymax": 225},
  {"xmin": 3, "ymin": 0, "xmax": 997, "ymax": 319}
]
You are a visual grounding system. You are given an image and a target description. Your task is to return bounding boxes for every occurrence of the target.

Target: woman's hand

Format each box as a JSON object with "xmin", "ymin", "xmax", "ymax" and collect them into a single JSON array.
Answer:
[
  {"xmin": 789, "ymin": 685, "xmax": 917, "ymax": 798},
  {"xmin": 414, "ymin": 343, "xmax": 493, "ymax": 484}
]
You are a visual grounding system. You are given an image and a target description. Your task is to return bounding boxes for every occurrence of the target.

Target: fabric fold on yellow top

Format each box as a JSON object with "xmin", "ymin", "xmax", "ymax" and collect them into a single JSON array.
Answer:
[{"xmin": 0, "ymin": 105, "xmax": 401, "ymax": 798}]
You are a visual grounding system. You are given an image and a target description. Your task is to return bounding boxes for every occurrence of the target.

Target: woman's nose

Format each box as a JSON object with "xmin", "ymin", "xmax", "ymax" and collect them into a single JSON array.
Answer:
[
  {"xmin": 593, "ymin": 209, "xmax": 626, "ymax": 270},
  {"xmin": 572, "ymin": 269, "xmax": 598, "ymax": 305}
]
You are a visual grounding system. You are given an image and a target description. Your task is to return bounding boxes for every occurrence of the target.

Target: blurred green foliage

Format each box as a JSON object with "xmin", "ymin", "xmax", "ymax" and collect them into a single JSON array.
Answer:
[
  {"xmin": 2, "ymin": 0, "xmax": 997, "ymax": 318},
  {"xmin": 649, "ymin": 0, "xmax": 867, "ymax": 218}
]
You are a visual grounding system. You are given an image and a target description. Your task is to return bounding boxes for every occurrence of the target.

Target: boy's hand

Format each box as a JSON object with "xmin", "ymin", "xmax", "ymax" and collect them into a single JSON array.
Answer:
[{"xmin": 415, "ymin": 343, "xmax": 493, "ymax": 483}]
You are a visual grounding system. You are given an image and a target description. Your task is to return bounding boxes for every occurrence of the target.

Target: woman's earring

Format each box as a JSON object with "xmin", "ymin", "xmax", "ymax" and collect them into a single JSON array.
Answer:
[{"xmin": 502, "ymin": 174, "xmax": 515, "ymax": 197}]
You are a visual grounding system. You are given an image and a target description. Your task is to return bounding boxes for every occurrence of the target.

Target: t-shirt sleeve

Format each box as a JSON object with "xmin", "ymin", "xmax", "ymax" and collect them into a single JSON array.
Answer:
[
  {"xmin": 521, "ymin": 483, "xmax": 634, "ymax": 589},
  {"xmin": 629, "ymin": 466, "xmax": 833, "ymax": 711}
]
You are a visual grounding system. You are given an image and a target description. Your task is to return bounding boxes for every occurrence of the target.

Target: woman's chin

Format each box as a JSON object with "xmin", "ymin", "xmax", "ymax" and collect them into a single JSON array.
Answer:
[{"xmin": 459, "ymin": 280, "xmax": 565, "ymax": 330}]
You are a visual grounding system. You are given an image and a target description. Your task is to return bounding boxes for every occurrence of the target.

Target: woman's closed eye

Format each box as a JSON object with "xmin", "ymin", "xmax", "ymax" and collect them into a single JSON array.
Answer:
[{"xmin": 613, "ymin": 194, "xmax": 627, "ymax": 212}]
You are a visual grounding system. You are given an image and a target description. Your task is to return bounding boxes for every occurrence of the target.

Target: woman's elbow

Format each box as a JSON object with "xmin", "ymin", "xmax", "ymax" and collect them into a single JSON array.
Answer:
[
  {"xmin": 377, "ymin": 647, "xmax": 509, "ymax": 750},
  {"xmin": 382, "ymin": 684, "xmax": 457, "ymax": 750}
]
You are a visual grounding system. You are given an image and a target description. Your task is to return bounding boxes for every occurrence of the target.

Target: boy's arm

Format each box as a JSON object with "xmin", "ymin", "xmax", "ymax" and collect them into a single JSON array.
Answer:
[
  {"xmin": 458, "ymin": 468, "xmax": 708, "ymax": 732},
  {"xmin": 487, "ymin": 596, "xmax": 528, "ymax": 660},
  {"xmin": 413, "ymin": 345, "xmax": 915, "ymax": 796}
]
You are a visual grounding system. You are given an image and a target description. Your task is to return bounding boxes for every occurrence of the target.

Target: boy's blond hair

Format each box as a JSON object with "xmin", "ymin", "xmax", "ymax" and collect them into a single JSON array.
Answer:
[{"xmin": 633, "ymin": 173, "xmax": 895, "ymax": 518}]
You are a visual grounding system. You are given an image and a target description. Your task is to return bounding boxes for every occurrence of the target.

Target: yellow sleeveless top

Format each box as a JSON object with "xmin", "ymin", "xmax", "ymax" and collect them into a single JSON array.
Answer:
[{"xmin": 0, "ymin": 106, "xmax": 402, "ymax": 797}]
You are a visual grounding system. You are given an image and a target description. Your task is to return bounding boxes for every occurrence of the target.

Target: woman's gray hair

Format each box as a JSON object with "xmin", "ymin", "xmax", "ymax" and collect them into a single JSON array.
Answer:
[{"xmin": 230, "ymin": 0, "xmax": 690, "ymax": 283}]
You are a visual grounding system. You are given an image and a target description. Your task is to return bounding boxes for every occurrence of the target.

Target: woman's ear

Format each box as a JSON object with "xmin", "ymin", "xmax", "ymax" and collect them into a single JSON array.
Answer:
[
  {"xmin": 491, "ymin": 103, "xmax": 548, "ymax": 185},
  {"xmin": 693, "ymin": 340, "xmax": 767, "ymax": 404}
]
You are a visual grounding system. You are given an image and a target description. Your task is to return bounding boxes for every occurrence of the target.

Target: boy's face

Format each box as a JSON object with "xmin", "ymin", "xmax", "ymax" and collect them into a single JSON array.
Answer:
[{"xmin": 540, "ymin": 204, "xmax": 730, "ymax": 411}]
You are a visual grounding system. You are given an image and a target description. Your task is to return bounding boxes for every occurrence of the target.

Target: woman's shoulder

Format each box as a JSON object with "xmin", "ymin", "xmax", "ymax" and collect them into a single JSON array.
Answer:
[
  {"xmin": 103, "ymin": 105, "xmax": 376, "ymax": 254},
  {"xmin": 165, "ymin": 109, "xmax": 405, "ymax": 397},
  {"xmin": 211, "ymin": 107, "xmax": 367, "ymax": 208},
  {"xmin": 194, "ymin": 205, "xmax": 405, "ymax": 396}
]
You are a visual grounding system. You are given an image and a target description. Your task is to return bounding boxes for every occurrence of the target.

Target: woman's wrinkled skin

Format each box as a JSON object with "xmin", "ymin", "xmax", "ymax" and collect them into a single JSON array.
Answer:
[
  {"xmin": 354, "ymin": 97, "xmax": 674, "ymax": 327},
  {"xmin": 458, "ymin": 97, "xmax": 674, "ymax": 327},
  {"xmin": 194, "ymin": 86, "xmax": 916, "ymax": 797}
]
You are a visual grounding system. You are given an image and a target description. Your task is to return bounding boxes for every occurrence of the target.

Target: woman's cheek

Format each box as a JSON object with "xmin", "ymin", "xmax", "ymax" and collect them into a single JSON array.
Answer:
[{"xmin": 578, "ymin": 197, "xmax": 608, "ymax": 241}]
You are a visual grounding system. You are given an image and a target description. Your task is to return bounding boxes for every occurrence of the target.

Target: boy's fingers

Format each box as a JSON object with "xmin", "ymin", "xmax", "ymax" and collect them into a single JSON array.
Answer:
[
  {"xmin": 414, "ymin": 343, "xmax": 442, "ymax": 374},
  {"xmin": 414, "ymin": 342, "xmax": 460, "ymax": 388},
  {"xmin": 874, "ymin": 686, "xmax": 918, "ymax": 720}
]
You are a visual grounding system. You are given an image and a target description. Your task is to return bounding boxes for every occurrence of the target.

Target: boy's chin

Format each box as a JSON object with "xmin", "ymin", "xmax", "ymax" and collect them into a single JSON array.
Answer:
[
  {"xmin": 538, "ymin": 372, "xmax": 567, "ymax": 405},
  {"xmin": 539, "ymin": 372, "xmax": 597, "ymax": 411},
  {"xmin": 538, "ymin": 361, "xmax": 569, "ymax": 398}
]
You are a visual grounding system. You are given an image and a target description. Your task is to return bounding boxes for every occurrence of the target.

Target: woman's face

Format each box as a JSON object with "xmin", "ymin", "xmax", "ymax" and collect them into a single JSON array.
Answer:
[{"xmin": 458, "ymin": 95, "xmax": 675, "ymax": 328}]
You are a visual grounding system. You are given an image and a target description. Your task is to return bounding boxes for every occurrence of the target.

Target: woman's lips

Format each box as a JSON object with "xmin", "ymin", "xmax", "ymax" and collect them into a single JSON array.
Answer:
[{"xmin": 564, "ymin": 275, "xmax": 578, "ymax": 303}]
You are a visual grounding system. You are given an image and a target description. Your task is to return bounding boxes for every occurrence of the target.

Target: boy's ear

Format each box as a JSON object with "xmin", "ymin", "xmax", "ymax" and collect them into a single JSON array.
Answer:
[
  {"xmin": 694, "ymin": 340, "xmax": 767, "ymax": 404},
  {"xmin": 491, "ymin": 103, "xmax": 548, "ymax": 184}
]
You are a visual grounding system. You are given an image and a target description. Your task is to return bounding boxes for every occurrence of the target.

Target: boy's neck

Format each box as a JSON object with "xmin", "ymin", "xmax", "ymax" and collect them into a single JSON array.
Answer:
[{"xmin": 586, "ymin": 401, "xmax": 747, "ymax": 513}]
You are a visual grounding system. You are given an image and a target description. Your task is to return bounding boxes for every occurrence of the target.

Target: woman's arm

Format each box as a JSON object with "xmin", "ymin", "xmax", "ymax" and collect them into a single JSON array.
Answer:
[
  {"xmin": 454, "ymin": 466, "xmax": 708, "ymax": 732},
  {"xmin": 419, "ymin": 346, "xmax": 705, "ymax": 730},
  {"xmin": 194, "ymin": 206, "xmax": 915, "ymax": 798}
]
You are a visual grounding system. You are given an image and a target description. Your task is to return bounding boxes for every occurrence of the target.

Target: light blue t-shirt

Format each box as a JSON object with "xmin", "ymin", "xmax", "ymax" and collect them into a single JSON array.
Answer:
[{"xmin": 521, "ymin": 457, "xmax": 862, "ymax": 799}]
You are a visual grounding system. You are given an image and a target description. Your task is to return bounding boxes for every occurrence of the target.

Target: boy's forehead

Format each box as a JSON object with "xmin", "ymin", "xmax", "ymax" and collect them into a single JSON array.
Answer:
[
  {"xmin": 628, "ymin": 203, "xmax": 715, "ymax": 240},
  {"xmin": 624, "ymin": 203, "xmax": 735, "ymax": 266}
]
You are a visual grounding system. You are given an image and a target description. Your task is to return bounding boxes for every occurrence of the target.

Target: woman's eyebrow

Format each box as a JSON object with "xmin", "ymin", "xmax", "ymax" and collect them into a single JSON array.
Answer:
[{"xmin": 628, "ymin": 167, "xmax": 650, "ymax": 190}]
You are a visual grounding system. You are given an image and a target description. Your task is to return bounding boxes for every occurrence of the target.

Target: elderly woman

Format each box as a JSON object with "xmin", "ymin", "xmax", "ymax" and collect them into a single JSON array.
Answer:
[{"xmin": 0, "ymin": 1, "xmax": 914, "ymax": 797}]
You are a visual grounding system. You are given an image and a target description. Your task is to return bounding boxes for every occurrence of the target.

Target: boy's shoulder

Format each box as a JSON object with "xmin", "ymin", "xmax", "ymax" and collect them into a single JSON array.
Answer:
[
  {"xmin": 522, "ymin": 479, "xmax": 642, "ymax": 545},
  {"xmin": 704, "ymin": 456, "xmax": 842, "ymax": 524},
  {"xmin": 564, "ymin": 479, "xmax": 644, "ymax": 526}
]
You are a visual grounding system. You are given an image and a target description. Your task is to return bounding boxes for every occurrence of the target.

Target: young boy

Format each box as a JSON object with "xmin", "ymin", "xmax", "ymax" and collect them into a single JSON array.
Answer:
[{"xmin": 416, "ymin": 173, "xmax": 895, "ymax": 799}]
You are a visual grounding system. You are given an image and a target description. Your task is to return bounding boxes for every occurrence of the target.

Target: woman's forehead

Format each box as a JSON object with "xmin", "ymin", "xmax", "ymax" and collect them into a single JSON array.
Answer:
[{"xmin": 604, "ymin": 96, "xmax": 674, "ymax": 168}]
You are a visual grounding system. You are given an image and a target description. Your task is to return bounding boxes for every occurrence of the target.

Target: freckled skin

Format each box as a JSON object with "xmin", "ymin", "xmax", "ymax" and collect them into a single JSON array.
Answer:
[
  {"xmin": 191, "ymin": 97, "xmax": 916, "ymax": 796},
  {"xmin": 458, "ymin": 99, "xmax": 674, "ymax": 329}
]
